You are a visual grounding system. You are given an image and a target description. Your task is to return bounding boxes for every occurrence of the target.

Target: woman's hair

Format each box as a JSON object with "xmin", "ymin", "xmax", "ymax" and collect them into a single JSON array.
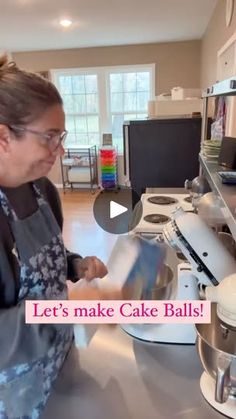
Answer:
[{"xmin": 0, "ymin": 54, "xmax": 63, "ymax": 133}]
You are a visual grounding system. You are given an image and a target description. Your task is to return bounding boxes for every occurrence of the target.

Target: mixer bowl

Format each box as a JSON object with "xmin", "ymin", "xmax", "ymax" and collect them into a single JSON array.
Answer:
[
  {"xmin": 218, "ymin": 232, "xmax": 236, "ymax": 259},
  {"xmin": 196, "ymin": 303, "xmax": 236, "ymax": 403},
  {"xmin": 141, "ymin": 263, "xmax": 175, "ymax": 301}
]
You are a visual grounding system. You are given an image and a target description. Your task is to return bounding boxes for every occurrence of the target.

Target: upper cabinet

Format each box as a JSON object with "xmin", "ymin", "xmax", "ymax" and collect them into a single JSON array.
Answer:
[
  {"xmin": 217, "ymin": 31, "xmax": 236, "ymax": 137},
  {"xmin": 217, "ymin": 32, "xmax": 236, "ymax": 82}
]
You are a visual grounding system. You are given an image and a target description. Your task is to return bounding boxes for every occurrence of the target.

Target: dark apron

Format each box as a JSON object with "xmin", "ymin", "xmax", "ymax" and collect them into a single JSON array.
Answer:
[{"xmin": 0, "ymin": 183, "xmax": 74, "ymax": 418}]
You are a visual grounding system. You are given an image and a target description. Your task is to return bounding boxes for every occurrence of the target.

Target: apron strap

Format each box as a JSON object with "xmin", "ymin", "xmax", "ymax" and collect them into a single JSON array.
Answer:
[
  {"xmin": 0, "ymin": 188, "xmax": 18, "ymax": 222},
  {"xmin": 0, "ymin": 181, "xmax": 46, "ymax": 223}
]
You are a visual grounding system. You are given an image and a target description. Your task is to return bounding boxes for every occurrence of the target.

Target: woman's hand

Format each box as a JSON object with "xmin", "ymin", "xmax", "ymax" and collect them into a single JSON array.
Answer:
[{"xmin": 74, "ymin": 256, "xmax": 108, "ymax": 281}]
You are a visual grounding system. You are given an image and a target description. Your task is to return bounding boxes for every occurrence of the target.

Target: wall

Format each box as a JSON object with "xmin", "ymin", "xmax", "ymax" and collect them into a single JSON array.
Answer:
[
  {"xmin": 13, "ymin": 41, "xmax": 201, "ymax": 186},
  {"xmin": 13, "ymin": 40, "xmax": 201, "ymax": 95},
  {"xmin": 201, "ymin": 0, "xmax": 236, "ymax": 88}
]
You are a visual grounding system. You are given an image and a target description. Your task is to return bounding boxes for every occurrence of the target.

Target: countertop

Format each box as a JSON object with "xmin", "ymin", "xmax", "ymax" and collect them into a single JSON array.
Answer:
[
  {"xmin": 43, "ymin": 187, "xmax": 223, "ymax": 418},
  {"xmin": 42, "ymin": 325, "xmax": 223, "ymax": 419}
]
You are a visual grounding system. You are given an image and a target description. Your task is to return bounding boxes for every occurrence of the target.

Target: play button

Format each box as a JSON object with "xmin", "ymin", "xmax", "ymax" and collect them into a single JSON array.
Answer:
[
  {"xmin": 93, "ymin": 188, "xmax": 143, "ymax": 234},
  {"xmin": 110, "ymin": 201, "xmax": 128, "ymax": 219}
]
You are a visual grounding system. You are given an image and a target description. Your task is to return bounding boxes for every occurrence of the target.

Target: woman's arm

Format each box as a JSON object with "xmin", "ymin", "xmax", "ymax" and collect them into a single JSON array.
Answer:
[{"xmin": 37, "ymin": 177, "xmax": 84, "ymax": 282}]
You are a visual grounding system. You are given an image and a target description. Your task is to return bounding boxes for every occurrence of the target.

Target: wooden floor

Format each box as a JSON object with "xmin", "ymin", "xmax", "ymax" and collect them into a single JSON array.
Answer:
[{"xmin": 59, "ymin": 189, "xmax": 117, "ymax": 263}]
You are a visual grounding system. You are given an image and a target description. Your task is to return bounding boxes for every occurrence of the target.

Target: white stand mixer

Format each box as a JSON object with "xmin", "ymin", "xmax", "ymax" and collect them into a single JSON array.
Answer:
[
  {"xmin": 123, "ymin": 207, "xmax": 236, "ymax": 346},
  {"xmin": 124, "ymin": 206, "xmax": 236, "ymax": 417},
  {"xmin": 197, "ymin": 275, "xmax": 236, "ymax": 419}
]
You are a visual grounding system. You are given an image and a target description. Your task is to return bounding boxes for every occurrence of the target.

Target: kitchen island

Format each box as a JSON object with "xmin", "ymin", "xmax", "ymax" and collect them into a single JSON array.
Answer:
[{"xmin": 42, "ymin": 324, "xmax": 222, "ymax": 419}]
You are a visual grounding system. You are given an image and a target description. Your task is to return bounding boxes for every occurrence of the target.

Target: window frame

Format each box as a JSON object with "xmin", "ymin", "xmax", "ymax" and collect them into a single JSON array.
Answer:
[{"xmin": 51, "ymin": 64, "xmax": 155, "ymax": 154}]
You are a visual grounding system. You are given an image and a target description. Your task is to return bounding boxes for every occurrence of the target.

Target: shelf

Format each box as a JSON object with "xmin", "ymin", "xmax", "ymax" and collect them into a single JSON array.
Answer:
[
  {"xmin": 202, "ymin": 76, "xmax": 236, "ymax": 98},
  {"xmin": 60, "ymin": 145, "xmax": 98, "ymax": 192},
  {"xmin": 62, "ymin": 158, "xmax": 95, "ymax": 168},
  {"xmin": 199, "ymin": 154, "xmax": 236, "ymax": 240},
  {"xmin": 64, "ymin": 145, "xmax": 97, "ymax": 150}
]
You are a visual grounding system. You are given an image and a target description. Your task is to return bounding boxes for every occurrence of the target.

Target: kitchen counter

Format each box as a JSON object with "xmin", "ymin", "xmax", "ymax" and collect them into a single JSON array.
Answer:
[
  {"xmin": 43, "ymin": 186, "xmax": 224, "ymax": 418},
  {"xmin": 42, "ymin": 325, "xmax": 223, "ymax": 419}
]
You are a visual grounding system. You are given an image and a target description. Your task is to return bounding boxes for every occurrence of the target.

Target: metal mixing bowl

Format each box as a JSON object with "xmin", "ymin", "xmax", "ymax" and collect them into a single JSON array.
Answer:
[
  {"xmin": 196, "ymin": 303, "xmax": 236, "ymax": 403},
  {"xmin": 218, "ymin": 232, "xmax": 236, "ymax": 259},
  {"xmin": 141, "ymin": 264, "xmax": 174, "ymax": 300}
]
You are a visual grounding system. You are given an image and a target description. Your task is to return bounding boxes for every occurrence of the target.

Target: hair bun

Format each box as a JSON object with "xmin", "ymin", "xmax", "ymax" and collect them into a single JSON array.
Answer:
[
  {"xmin": 0, "ymin": 54, "xmax": 18, "ymax": 75},
  {"xmin": 0, "ymin": 54, "xmax": 9, "ymax": 70}
]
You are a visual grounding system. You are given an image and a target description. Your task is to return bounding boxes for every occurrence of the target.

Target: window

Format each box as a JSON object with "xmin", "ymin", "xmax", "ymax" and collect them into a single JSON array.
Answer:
[
  {"xmin": 56, "ymin": 73, "xmax": 100, "ymax": 147},
  {"xmin": 108, "ymin": 70, "xmax": 152, "ymax": 151},
  {"xmin": 52, "ymin": 64, "xmax": 155, "ymax": 153}
]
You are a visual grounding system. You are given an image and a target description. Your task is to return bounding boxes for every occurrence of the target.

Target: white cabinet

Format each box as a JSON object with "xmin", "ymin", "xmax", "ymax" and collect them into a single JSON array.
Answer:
[
  {"xmin": 217, "ymin": 39, "xmax": 236, "ymax": 82},
  {"xmin": 217, "ymin": 32, "xmax": 236, "ymax": 137}
]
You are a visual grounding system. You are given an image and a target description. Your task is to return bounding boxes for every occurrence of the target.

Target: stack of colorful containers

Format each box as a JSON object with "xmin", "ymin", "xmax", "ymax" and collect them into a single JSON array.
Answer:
[{"xmin": 99, "ymin": 146, "xmax": 117, "ymax": 190}]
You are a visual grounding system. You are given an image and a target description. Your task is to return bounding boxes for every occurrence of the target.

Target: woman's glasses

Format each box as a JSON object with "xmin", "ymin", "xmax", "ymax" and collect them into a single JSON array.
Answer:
[{"xmin": 9, "ymin": 125, "xmax": 68, "ymax": 151}]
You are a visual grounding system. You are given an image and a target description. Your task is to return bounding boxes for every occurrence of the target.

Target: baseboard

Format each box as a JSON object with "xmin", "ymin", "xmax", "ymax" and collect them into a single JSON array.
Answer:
[
  {"xmin": 54, "ymin": 183, "xmax": 100, "ymax": 190},
  {"xmin": 54, "ymin": 182, "xmax": 127, "ymax": 190}
]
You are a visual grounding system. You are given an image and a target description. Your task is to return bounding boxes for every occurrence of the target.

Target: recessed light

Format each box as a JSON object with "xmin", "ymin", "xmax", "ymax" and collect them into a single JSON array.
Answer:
[{"xmin": 60, "ymin": 19, "xmax": 72, "ymax": 28}]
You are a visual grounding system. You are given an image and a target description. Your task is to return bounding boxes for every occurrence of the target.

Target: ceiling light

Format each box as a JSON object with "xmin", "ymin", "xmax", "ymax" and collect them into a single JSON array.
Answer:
[{"xmin": 60, "ymin": 19, "xmax": 72, "ymax": 28}]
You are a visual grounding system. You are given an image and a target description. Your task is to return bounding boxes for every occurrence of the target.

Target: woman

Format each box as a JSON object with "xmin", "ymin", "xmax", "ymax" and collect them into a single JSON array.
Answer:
[{"xmin": 0, "ymin": 55, "xmax": 119, "ymax": 418}]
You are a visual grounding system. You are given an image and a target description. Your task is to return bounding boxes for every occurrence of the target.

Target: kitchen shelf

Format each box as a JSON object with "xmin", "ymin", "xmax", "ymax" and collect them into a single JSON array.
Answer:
[
  {"xmin": 202, "ymin": 76, "xmax": 236, "ymax": 98},
  {"xmin": 199, "ymin": 155, "xmax": 236, "ymax": 240},
  {"xmin": 60, "ymin": 145, "xmax": 98, "ymax": 193},
  {"xmin": 200, "ymin": 75, "xmax": 236, "ymax": 241}
]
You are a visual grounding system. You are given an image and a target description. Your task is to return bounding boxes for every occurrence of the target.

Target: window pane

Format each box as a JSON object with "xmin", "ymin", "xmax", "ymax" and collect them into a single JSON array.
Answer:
[
  {"xmin": 110, "ymin": 74, "xmax": 123, "ymax": 92},
  {"xmin": 110, "ymin": 93, "xmax": 123, "ymax": 112},
  {"xmin": 77, "ymin": 133, "xmax": 89, "ymax": 144},
  {"xmin": 112, "ymin": 114, "xmax": 124, "ymax": 138},
  {"xmin": 87, "ymin": 115, "xmax": 99, "ymax": 132},
  {"xmin": 112, "ymin": 136, "xmax": 122, "ymax": 152},
  {"xmin": 72, "ymin": 76, "xmax": 85, "ymax": 94},
  {"xmin": 75, "ymin": 116, "xmax": 87, "ymax": 133},
  {"xmin": 124, "ymin": 92, "xmax": 136, "ymax": 111},
  {"xmin": 63, "ymin": 95, "xmax": 74, "ymax": 113},
  {"xmin": 59, "ymin": 76, "xmax": 72, "ymax": 94},
  {"xmin": 65, "ymin": 133, "xmax": 77, "ymax": 147},
  {"xmin": 137, "ymin": 72, "xmax": 149, "ymax": 91},
  {"xmin": 55, "ymin": 66, "xmax": 153, "ymax": 154},
  {"xmin": 86, "ymin": 94, "xmax": 98, "ymax": 113},
  {"xmin": 73, "ymin": 94, "xmax": 86, "ymax": 113},
  {"xmin": 137, "ymin": 91, "xmax": 149, "ymax": 111},
  {"xmin": 124, "ymin": 73, "xmax": 136, "ymax": 92},
  {"xmin": 137, "ymin": 113, "xmax": 147, "ymax": 120},
  {"xmin": 124, "ymin": 113, "xmax": 137, "ymax": 121},
  {"xmin": 88, "ymin": 133, "xmax": 100, "ymax": 145},
  {"xmin": 66, "ymin": 115, "xmax": 76, "ymax": 132},
  {"xmin": 111, "ymin": 114, "xmax": 124, "ymax": 153},
  {"xmin": 85, "ymin": 75, "xmax": 97, "ymax": 93}
]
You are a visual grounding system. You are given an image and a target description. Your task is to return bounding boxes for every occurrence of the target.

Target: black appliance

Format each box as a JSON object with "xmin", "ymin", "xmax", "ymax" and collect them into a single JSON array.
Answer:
[{"xmin": 123, "ymin": 118, "xmax": 205, "ymax": 207}]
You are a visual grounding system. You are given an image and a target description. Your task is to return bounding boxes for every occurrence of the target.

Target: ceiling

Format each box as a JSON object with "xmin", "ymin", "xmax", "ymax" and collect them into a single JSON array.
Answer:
[{"xmin": 1, "ymin": 0, "xmax": 218, "ymax": 53}]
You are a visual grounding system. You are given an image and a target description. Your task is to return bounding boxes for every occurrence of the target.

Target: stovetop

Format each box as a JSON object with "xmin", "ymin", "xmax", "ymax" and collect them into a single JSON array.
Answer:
[{"xmin": 133, "ymin": 193, "xmax": 193, "ymax": 234}]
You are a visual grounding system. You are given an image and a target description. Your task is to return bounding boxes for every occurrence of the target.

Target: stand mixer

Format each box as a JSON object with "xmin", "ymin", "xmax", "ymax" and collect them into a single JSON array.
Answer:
[
  {"xmin": 123, "ymin": 207, "xmax": 236, "ymax": 344},
  {"xmin": 194, "ymin": 275, "xmax": 236, "ymax": 419},
  {"xmin": 165, "ymin": 207, "xmax": 236, "ymax": 418},
  {"xmin": 124, "ymin": 206, "xmax": 236, "ymax": 417}
]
